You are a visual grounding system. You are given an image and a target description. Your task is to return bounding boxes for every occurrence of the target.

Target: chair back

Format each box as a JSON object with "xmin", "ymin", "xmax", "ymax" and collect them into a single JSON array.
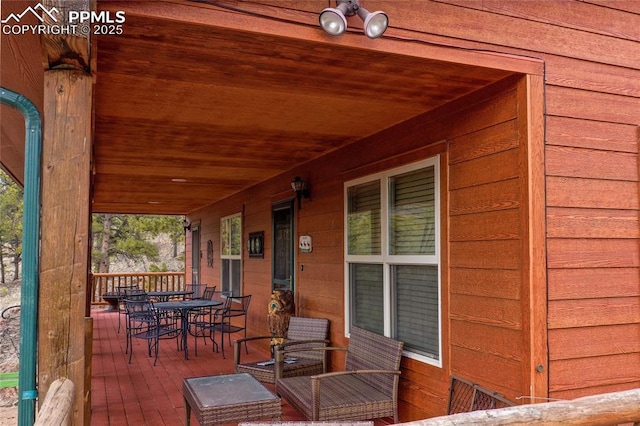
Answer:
[
  {"xmin": 202, "ymin": 286, "xmax": 217, "ymax": 300},
  {"xmin": 123, "ymin": 289, "xmax": 148, "ymax": 301},
  {"xmin": 285, "ymin": 317, "xmax": 330, "ymax": 361},
  {"xmin": 226, "ymin": 294, "xmax": 251, "ymax": 318},
  {"xmin": 186, "ymin": 283, "xmax": 206, "ymax": 299},
  {"xmin": 345, "ymin": 327, "xmax": 403, "ymax": 396},
  {"xmin": 117, "ymin": 284, "xmax": 140, "ymax": 296},
  {"xmin": 123, "ymin": 297, "xmax": 154, "ymax": 318},
  {"xmin": 211, "ymin": 290, "xmax": 232, "ymax": 306}
]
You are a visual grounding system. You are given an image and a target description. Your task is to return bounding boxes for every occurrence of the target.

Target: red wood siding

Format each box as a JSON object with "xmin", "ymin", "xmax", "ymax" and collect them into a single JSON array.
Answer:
[
  {"xmin": 448, "ymin": 82, "xmax": 530, "ymax": 404},
  {"xmin": 392, "ymin": 0, "xmax": 640, "ymax": 402}
]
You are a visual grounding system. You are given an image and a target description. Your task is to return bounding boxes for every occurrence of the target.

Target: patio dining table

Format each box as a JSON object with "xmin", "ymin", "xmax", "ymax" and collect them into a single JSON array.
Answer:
[
  {"xmin": 154, "ymin": 299, "xmax": 222, "ymax": 360},
  {"xmin": 147, "ymin": 290, "xmax": 193, "ymax": 302}
]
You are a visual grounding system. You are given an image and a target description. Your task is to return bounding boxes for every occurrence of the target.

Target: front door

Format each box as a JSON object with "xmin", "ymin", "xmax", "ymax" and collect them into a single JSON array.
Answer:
[{"xmin": 272, "ymin": 201, "xmax": 294, "ymax": 292}]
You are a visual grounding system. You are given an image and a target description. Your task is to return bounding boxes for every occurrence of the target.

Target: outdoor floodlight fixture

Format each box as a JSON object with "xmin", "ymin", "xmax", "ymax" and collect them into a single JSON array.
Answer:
[
  {"xmin": 183, "ymin": 219, "xmax": 191, "ymax": 232},
  {"xmin": 319, "ymin": 0, "xmax": 388, "ymax": 39},
  {"xmin": 291, "ymin": 176, "xmax": 310, "ymax": 209}
]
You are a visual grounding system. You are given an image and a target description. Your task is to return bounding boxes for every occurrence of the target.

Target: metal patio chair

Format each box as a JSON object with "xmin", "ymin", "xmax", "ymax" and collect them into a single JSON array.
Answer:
[
  {"xmin": 207, "ymin": 294, "xmax": 251, "ymax": 358},
  {"xmin": 124, "ymin": 297, "xmax": 181, "ymax": 366},
  {"xmin": 189, "ymin": 289, "xmax": 231, "ymax": 356}
]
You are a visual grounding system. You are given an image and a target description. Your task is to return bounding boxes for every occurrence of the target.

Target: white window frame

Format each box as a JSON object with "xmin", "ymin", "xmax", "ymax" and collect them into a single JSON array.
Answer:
[
  {"xmin": 344, "ymin": 156, "xmax": 442, "ymax": 367},
  {"xmin": 221, "ymin": 213, "xmax": 242, "ymax": 295}
]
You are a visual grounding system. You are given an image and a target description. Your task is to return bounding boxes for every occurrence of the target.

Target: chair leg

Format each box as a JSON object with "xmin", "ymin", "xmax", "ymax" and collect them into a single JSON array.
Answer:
[
  {"xmin": 153, "ymin": 337, "xmax": 159, "ymax": 366},
  {"xmin": 220, "ymin": 329, "xmax": 226, "ymax": 359},
  {"xmin": 128, "ymin": 331, "xmax": 134, "ymax": 364},
  {"xmin": 209, "ymin": 329, "xmax": 218, "ymax": 353},
  {"xmin": 125, "ymin": 319, "xmax": 131, "ymax": 354}
]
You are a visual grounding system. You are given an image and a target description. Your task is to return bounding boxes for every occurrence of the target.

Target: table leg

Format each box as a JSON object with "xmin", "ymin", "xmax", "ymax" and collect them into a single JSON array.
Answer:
[
  {"xmin": 182, "ymin": 309, "xmax": 189, "ymax": 360},
  {"xmin": 184, "ymin": 396, "xmax": 191, "ymax": 426}
]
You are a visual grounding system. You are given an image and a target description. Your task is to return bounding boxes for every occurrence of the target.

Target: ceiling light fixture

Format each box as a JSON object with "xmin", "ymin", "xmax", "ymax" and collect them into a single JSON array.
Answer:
[{"xmin": 319, "ymin": 0, "xmax": 388, "ymax": 39}]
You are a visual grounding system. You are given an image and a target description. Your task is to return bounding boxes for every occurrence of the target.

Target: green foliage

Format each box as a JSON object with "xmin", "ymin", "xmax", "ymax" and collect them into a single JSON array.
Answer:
[
  {"xmin": 149, "ymin": 263, "xmax": 169, "ymax": 272},
  {"xmin": 116, "ymin": 237, "xmax": 159, "ymax": 259},
  {"xmin": 91, "ymin": 213, "xmax": 185, "ymax": 272},
  {"xmin": 0, "ymin": 170, "xmax": 23, "ymax": 280},
  {"xmin": 0, "ymin": 169, "xmax": 184, "ymax": 276}
]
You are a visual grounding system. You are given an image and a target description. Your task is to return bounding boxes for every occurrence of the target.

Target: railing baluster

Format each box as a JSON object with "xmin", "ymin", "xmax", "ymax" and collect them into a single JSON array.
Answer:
[{"xmin": 89, "ymin": 272, "xmax": 186, "ymax": 305}]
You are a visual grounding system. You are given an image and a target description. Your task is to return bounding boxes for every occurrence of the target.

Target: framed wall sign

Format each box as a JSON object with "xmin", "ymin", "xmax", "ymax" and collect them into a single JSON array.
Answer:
[{"xmin": 248, "ymin": 231, "xmax": 264, "ymax": 258}]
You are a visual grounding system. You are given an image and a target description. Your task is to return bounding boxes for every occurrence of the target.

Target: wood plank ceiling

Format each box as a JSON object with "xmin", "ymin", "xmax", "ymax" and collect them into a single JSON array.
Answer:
[{"xmin": 91, "ymin": 1, "xmax": 515, "ymax": 214}]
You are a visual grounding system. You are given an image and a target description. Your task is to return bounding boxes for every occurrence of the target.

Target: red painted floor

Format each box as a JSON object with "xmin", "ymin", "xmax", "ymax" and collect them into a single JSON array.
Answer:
[{"xmin": 90, "ymin": 308, "xmax": 306, "ymax": 425}]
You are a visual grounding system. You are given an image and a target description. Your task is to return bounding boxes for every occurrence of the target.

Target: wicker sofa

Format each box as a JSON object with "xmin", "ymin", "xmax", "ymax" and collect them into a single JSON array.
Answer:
[
  {"xmin": 234, "ymin": 317, "xmax": 330, "ymax": 384},
  {"xmin": 275, "ymin": 327, "xmax": 404, "ymax": 422}
]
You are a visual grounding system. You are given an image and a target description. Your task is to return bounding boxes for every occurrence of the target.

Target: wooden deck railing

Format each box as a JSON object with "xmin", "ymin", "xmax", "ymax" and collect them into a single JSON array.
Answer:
[
  {"xmin": 402, "ymin": 388, "xmax": 640, "ymax": 426},
  {"xmin": 34, "ymin": 378, "xmax": 74, "ymax": 426},
  {"xmin": 90, "ymin": 272, "xmax": 186, "ymax": 305}
]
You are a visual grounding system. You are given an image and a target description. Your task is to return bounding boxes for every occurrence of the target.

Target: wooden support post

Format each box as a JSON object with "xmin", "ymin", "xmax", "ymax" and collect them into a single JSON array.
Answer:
[
  {"xmin": 84, "ymin": 317, "xmax": 93, "ymax": 426},
  {"xmin": 39, "ymin": 70, "xmax": 92, "ymax": 426}
]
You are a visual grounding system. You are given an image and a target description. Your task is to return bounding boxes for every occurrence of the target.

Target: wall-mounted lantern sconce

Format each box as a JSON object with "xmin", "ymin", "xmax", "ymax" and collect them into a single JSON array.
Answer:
[
  {"xmin": 183, "ymin": 219, "xmax": 191, "ymax": 232},
  {"xmin": 319, "ymin": 0, "xmax": 388, "ymax": 39},
  {"xmin": 291, "ymin": 176, "xmax": 310, "ymax": 209}
]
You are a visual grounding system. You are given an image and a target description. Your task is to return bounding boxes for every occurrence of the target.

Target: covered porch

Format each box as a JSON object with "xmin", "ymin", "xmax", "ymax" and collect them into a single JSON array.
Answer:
[{"xmin": 3, "ymin": 1, "xmax": 547, "ymax": 424}]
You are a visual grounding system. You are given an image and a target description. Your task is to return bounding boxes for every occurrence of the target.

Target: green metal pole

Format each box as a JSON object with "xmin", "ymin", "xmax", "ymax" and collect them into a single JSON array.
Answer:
[{"xmin": 1, "ymin": 87, "xmax": 42, "ymax": 426}]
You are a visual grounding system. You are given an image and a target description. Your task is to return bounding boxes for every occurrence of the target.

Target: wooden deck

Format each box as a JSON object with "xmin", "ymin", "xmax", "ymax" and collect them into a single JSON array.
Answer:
[
  {"xmin": 90, "ymin": 308, "xmax": 305, "ymax": 425},
  {"xmin": 90, "ymin": 308, "xmax": 394, "ymax": 425}
]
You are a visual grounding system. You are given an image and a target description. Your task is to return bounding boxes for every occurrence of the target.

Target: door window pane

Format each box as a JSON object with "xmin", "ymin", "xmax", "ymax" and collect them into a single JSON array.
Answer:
[{"xmin": 273, "ymin": 205, "xmax": 293, "ymax": 291}]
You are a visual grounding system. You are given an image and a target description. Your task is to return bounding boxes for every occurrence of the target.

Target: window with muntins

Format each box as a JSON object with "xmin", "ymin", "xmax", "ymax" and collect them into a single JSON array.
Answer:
[
  {"xmin": 345, "ymin": 157, "xmax": 441, "ymax": 366},
  {"xmin": 221, "ymin": 214, "xmax": 242, "ymax": 296}
]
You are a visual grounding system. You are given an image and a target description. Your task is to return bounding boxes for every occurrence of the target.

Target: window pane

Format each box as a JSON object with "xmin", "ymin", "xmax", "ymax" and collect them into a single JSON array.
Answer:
[
  {"xmin": 222, "ymin": 259, "xmax": 230, "ymax": 292},
  {"xmin": 347, "ymin": 181, "xmax": 381, "ymax": 255},
  {"xmin": 222, "ymin": 215, "xmax": 242, "ymax": 257},
  {"xmin": 230, "ymin": 216, "xmax": 242, "ymax": 256},
  {"xmin": 393, "ymin": 265, "xmax": 439, "ymax": 360},
  {"xmin": 350, "ymin": 263, "xmax": 384, "ymax": 334},
  {"xmin": 389, "ymin": 167, "xmax": 435, "ymax": 255},
  {"xmin": 231, "ymin": 259, "xmax": 241, "ymax": 296},
  {"xmin": 221, "ymin": 219, "xmax": 230, "ymax": 256}
]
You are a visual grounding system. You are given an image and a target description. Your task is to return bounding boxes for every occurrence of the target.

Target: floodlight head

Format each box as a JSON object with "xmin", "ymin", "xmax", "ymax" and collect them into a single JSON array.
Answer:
[
  {"xmin": 319, "ymin": 1, "xmax": 352, "ymax": 36},
  {"xmin": 357, "ymin": 8, "xmax": 388, "ymax": 38}
]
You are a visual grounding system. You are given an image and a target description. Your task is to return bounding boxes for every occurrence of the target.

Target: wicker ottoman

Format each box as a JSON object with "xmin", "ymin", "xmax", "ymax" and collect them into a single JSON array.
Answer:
[{"xmin": 183, "ymin": 373, "xmax": 281, "ymax": 425}]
